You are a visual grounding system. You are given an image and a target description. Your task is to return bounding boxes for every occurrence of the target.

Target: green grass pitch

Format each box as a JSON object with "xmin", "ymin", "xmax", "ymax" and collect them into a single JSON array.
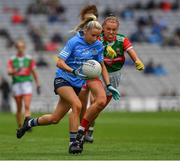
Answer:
[{"xmin": 0, "ymin": 111, "xmax": 180, "ymax": 160}]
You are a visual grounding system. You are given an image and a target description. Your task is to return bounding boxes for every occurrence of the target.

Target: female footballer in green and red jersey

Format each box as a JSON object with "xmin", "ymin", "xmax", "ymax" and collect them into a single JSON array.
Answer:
[{"xmin": 7, "ymin": 40, "xmax": 40, "ymax": 130}]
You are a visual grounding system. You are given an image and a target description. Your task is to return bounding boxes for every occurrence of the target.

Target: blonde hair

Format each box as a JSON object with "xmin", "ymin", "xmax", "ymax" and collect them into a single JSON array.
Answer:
[
  {"xmin": 71, "ymin": 14, "xmax": 102, "ymax": 33},
  {"xmin": 102, "ymin": 16, "xmax": 120, "ymax": 28}
]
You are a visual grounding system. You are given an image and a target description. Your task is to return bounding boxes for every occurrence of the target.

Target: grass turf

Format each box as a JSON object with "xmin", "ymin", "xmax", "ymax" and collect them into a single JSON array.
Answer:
[{"xmin": 0, "ymin": 111, "xmax": 180, "ymax": 160}]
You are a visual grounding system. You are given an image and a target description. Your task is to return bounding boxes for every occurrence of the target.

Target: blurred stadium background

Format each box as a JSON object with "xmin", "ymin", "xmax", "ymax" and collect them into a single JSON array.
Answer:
[
  {"xmin": 0, "ymin": 0, "xmax": 180, "ymax": 113},
  {"xmin": 0, "ymin": 0, "xmax": 180, "ymax": 160}
]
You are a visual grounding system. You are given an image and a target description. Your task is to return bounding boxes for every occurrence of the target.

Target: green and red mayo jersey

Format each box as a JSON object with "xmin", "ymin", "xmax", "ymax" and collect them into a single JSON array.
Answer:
[
  {"xmin": 7, "ymin": 54, "xmax": 36, "ymax": 84},
  {"xmin": 99, "ymin": 33, "xmax": 133, "ymax": 73}
]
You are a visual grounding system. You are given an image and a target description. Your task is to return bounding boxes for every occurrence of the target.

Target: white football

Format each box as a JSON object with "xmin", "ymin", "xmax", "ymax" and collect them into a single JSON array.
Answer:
[{"xmin": 82, "ymin": 60, "xmax": 102, "ymax": 78}]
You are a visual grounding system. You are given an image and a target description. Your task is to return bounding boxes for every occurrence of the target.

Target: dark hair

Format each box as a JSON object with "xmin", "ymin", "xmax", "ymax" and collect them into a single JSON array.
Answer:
[{"xmin": 80, "ymin": 4, "xmax": 99, "ymax": 21}]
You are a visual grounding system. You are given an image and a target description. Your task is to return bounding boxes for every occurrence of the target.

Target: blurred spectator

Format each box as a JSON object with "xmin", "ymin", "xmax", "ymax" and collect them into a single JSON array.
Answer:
[
  {"xmin": 44, "ymin": 41, "xmax": 59, "ymax": 52},
  {"xmin": 47, "ymin": 0, "xmax": 66, "ymax": 23},
  {"xmin": 172, "ymin": 0, "xmax": 180, "ymax": 10},
  {"xmin": 162, "ymin": 27, "xmax": 180, "ymax": 47},
  {"xmin": 48, "ymin": 12, "xmax": 59, "ymax": 23},
  {"xmin": 36, "ymin": 56, "xmax": 49, "ymax": 68},
  {"xmin": 145, "ymin": 0, "xmax": 158, "ymax": 10},
  {"xmin": 160, "ymin": 88, "xmax": 178, "ymax": 97},
  {"xmin": 28, "ymin": 25, "xmax": 45, "ymax": 51},
  {"xmin": 27, "ymin": 0, "xmax": 67, "ymax": 22},
  {"xmin": 51, "ymin": 32, "xmax": 63, "ymax": 43},
  {"xmin": 161, "ymin": 27, "xmax": 171, "ymax": 46},
  {"xmin": 160, "ymin": 89, "xmax": 169, "ymax": 96},
  {"xmin": 170, "ymin": 89, "xmax": 178, "ymax": 96},
  {"xmin": 26, "ymin": 0, "xmax": 48, "ymax": 15},
  {"xmin": 133, "ymin": 1, "xmax": 144, "ymax": 10},
  {"xmin": 144, "ymin": 59, "xmax": 156, "ymax": 74},
  {"xmin": 136, "ymin": 14, "xmax": 155, "ymax": 28},
  {"xmin": 47, "ymin": 0, "xmax": 66, "ymax": 15},
  {"xmin": 120, "ymin": 6, "xmax": 134, "ymax": 20},
  {"xmin": 0, "ymin": 27, "xmax": 14, "ymax": 48},
  {"xmin": 45, "ymin": 31, "xmax": 63, "ymax": 51},
  {"xmin": 169, "ymin": 27, "xmax": 180, "ymax": 46},
  {"xmin": 159, "ymin": 1, "xmax": 172, "ymax": 12},
  {"xmin": 147, "ymin": 17, "xmax": 168, "ymax": 44},
  {"xmin": 11, "ymin": 10, "xmax": 27, "ymax": 25},
  {"xmin": 0, "ymin": 77, "xmax": 11, "ymax": 112},
  {"xmin": 130, "ymin": 26, "xmax": 147, "ymax": 42},
  {"xmin": 147, "ymin": 31, "xmax": 163, "ymax": 44},
  {"xmin": 154, "ymin": 63, "xmax": 167, "ymax": 76}
]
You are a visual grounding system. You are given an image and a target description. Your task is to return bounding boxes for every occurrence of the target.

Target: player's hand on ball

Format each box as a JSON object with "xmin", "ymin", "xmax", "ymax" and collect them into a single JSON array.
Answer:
[
  {"xmin": 107, "ymin": 84, "xmax": 120, "ymax": 100},
  {"xmin": 135, "ymin": 60, "xmax": 144, "ymax": 71},
  {"xmin": 106, "ymin": 46, "xmax": 117, "ymax": 59},
  {"xmin": 72, "ymin": 67, "xmax": 88, "ymax": 79}
]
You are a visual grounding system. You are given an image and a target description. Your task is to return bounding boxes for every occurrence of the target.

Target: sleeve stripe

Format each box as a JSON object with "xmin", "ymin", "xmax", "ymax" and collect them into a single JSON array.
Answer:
[
  {"xmin": 59, "ymin": 51, "xmax": 69, "ymax": 57},
  {"xmin": 126, "ymin": 46, "xmax": 133, "ymax": 51}
]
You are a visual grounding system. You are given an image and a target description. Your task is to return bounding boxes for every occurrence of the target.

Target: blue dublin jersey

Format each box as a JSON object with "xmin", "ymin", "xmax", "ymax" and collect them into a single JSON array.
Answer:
[{"xmin": 55, "ymin": 31, "xmax": 104, "ymax": 88}]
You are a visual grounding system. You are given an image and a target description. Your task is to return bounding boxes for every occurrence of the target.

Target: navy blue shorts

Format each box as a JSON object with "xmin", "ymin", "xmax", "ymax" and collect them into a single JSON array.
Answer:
[{"xmin": 54, "ymin": 77, "xmax": 81, "ymax": 95}]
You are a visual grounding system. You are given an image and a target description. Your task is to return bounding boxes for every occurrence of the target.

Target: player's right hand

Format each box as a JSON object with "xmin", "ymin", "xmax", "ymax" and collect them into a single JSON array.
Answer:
[
  {"xmin": 106, "ymin": 46, "xmax": 117, "ymax": 59},
  {"xmin": 72, "ymin": 67, "xmax": 88, "ymax": 79}
]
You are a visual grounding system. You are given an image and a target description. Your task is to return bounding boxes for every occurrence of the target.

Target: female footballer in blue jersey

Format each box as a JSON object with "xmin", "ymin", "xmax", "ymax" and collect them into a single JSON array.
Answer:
[
  {"xmin": 69, "ymin": 5, "xmax": 143, "ymax": 152},
  {"xmin": 16, "ymin": 14, "xmax": 119, "ymax": 154},
  {"xmin": 67, "ymin": 7, "xmax": 121, "ymax": 153}
]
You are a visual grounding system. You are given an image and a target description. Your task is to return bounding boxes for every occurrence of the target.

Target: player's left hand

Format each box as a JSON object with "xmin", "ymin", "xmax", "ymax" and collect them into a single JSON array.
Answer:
[
  {"xmin": 135, "ymin": 60, "xmax": 145, "ymax": 71},
  {"xmin": 36, "ymin": 86, "xmax": 41, "ymax": 95},
  {"xmin": 107, "ymin": 84, "xmax": 120, "ymax": 100},
  {"xmin": 106, "ymin": 46, "xmax": 117, "ymax": 59}
]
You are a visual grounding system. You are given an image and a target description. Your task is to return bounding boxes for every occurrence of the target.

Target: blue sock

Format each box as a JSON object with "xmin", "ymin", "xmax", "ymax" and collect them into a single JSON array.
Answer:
[{"xmin": 69, "ymin": 132, "xmax": 77, "ymax": 144}]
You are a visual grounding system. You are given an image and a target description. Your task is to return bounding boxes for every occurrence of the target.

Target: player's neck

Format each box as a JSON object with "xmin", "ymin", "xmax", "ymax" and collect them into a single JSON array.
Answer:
[{"xmin": 17, "ymin": 52, "xmax": 24, "ymax": 57}]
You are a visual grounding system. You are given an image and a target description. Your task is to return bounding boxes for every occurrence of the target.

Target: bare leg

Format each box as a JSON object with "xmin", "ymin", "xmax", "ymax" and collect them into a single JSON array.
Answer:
[
  {"xmin": 83, "ymin": 81, "xmax": 107, "ymax": 124},
  {"xmin": 16, "ymin": 86, "xmax": 82, "ymax": 142},
  {"xmin": 14, "ymin": 96, "xmax": 23, "ymax": 128},
  {"xmin": 38, "ymin": 86, "xmax": 82, "ymax": 132},
  {"xmin": 69, "ymin": 89, "xmax": 89, "ymax": 131},
  {"xmin": 38, "ymin": 97, "xmax": 71, "ymax": 125},
  {"xmin": 23, "ymin": 94, "xmax": 32, "ymax": 118}
]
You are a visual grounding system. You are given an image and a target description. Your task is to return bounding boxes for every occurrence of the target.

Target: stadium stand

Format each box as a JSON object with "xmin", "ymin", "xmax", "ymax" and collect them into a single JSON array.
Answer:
[{"xmin": 0, "ymin": 0, "xmax": 180, "ymax": 112}]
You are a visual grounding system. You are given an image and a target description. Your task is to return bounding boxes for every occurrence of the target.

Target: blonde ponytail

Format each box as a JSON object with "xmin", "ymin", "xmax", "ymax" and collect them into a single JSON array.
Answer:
[{"xmin": 70, "ymin": 14, "xmax": 102, "ymax": 33}]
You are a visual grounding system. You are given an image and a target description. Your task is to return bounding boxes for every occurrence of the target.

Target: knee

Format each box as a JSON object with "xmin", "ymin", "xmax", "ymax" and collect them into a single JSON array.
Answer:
[
  {"xmin": 72, "ymin": 101, "xmax": 82, "ymax": 115},
  {"xmin": 95, "ymin": 96, "xmax": 107, "ymax": 111}
]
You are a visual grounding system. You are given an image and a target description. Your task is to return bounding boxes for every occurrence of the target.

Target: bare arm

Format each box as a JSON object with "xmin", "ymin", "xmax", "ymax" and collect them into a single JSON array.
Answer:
[
  {"xmin": 56, "ymin": 58, "xmax": 74, "ymax": 73},
  {"xmin": 7, "ymin": 62, "xmax": 16, "ymax": 76},
  {"xmin": 127, "ymin": 48, "xmax": 141, "ymax": 62},
  {"xmin": 31, "ymin": 69, "xmax": 40, "ymax": 87},
  {"xmin": 127, "ymin": 48, "xmax": 144, "ymax": 70}
]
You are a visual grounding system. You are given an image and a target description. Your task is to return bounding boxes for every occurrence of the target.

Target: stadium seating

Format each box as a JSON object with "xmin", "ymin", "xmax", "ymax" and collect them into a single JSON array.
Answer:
[{"xmin": 0, "ymin": 0, "xmax": 179, "ymax": 111}]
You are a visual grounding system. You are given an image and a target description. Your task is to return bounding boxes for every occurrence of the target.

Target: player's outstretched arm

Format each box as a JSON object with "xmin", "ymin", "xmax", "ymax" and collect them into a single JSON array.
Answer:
[{"xmin": 127, "ymin": 48, "xmax": 145, "ymax": 71}]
